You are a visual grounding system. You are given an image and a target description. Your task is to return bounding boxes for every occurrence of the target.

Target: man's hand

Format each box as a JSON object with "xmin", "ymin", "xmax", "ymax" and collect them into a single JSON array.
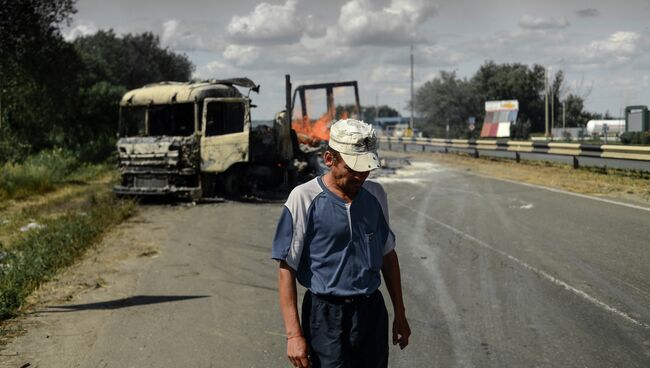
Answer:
[
  {"xmin": 392, "ymin": 314, "xmax": 411, "ymax": 349},
  {"xmin": 382, "ymin": 250, "xmax": 411, "ymax": 349},
  {"xmin": 278, "ymin": 262, "xmax": 310, "ymax": 367},
  {"xmin": 287, "ymin": 336, "xmax": 310, "ymax": 367}
]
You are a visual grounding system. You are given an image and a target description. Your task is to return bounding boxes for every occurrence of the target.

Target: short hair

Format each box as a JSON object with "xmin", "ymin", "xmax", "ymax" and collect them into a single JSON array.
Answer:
[{"xmin": 324, "ymin": 145, "xmax": 341, "ymax": 163}]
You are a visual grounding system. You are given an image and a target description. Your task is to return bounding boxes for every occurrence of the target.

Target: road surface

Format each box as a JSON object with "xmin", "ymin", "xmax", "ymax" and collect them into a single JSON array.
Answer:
[{"xmin": 2, "ymin": 156, "xmax": 650, "ymax": 367}]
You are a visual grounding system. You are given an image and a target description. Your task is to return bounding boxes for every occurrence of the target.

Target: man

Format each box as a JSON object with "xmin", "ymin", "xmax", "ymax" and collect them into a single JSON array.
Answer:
[{"xmin": 272, "ymin": 119, "xmax": 410, "ymax": 368}]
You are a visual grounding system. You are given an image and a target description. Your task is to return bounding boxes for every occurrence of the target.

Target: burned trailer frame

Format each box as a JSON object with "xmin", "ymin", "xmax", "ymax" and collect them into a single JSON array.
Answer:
[
  {"xmin": 283, "ymin": 75, "xmax": 361, "ymax": 150},
  {"xmin": 280, "ymin": 75, "xmax": 362, "ymax": 181},
  {"xmin": 287, "ymin": 77, "xmax": 361, "ymax": 124},
  {"xmin": 114, "ymin": 78, "xmax": 289, "ymax": 198}
]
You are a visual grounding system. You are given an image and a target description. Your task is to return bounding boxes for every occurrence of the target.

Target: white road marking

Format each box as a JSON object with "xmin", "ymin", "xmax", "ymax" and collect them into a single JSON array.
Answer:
[
  {"xmin": 383, "ymin": 160, "xmax": 649, "ymax": 327},
  {"xmin": 396, "ymin": 198, "xmax": 650, "ymax": 329}
]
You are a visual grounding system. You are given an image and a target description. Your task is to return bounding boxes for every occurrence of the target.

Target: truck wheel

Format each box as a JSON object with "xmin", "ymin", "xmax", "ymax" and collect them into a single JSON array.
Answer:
[
  {"xmin": 223, "ymin": 170, "xmax": 242, "ymax": 196},
  {"xmin": 200, "ymin": 175, "xmax": 216, "ymax": 198}
]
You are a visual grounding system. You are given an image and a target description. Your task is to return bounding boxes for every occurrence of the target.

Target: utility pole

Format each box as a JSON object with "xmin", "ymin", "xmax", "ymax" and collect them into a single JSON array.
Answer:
[
  {"xmin": 551, "ymin": 70, "xmax": 555, "ymax": 132},
  {"xmin": 410, "ymin": 44, "xmax": 414, "ymax": 131},
  {"xmin": 544, "ymin": 67, "xmax": 549, "ymax": 138},
  {"xmin": 375, "ymin": 93, "xmax": 379, "ymax": 123},
  {"xmin": 563, "ymin": 101, "xmax": 566, "ymax": 129}
]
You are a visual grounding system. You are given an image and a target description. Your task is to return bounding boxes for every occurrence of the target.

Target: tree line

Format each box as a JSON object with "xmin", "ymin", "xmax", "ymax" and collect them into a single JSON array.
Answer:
[
  {"xmin": 1, "ymin": 1, "xmax": 614, "ymax": 165},
  {"xmin": 413, "ymin": 61, "xmax": 605, "ymax": 139},
  {"xmin": 0, "ymin": 0, "xmax": 194, "ymax": 164}
]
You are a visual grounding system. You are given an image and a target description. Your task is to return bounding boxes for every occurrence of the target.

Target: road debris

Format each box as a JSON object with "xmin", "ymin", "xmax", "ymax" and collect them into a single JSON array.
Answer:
[{"xmin": 19, "ymin": 222, "xmax": 45, "ymax": 232}]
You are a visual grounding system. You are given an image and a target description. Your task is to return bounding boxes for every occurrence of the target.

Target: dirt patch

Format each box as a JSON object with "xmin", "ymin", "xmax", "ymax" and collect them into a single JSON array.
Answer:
[
  {"xmin": 0, "ymin": 210, "xmax": 163, "ymax": 363},
  {"xmin": 380, "ymin": 150, "xmax": 650, "ymax": 205}
]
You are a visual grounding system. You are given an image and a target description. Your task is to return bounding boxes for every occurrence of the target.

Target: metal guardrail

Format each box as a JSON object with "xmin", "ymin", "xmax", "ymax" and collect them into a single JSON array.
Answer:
[{"xmin": 379, "ymin": 137, "xmax": 650, "ymax": 169}]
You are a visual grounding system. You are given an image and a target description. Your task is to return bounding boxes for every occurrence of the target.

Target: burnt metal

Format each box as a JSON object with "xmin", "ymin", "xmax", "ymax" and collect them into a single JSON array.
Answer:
[
  {"xmin": 290, "ymin": 79, "xmax": 361, "ymax": 120},
  {"xmin": 115, "ymin": 135, "xmax": 201, "ymax": 197}
]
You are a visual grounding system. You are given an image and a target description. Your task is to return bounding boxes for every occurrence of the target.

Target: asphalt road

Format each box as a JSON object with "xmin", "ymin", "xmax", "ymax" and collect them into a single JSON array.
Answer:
[{"xmin": 2, "ymin": 157, "xmax": 650, "ymax": 367}]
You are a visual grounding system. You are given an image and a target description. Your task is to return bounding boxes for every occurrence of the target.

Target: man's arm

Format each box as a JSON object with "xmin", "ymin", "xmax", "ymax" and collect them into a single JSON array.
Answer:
[
  {"xmin": 278, "ymin": 261, "xmax": 310, "ymax": 368},
  {"xmin": 381, "ymin": 249, "xmax": 411, "ymax": 349}
]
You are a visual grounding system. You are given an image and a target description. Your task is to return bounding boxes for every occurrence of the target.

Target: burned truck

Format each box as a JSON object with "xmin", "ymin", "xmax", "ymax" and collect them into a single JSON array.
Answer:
[
  {"xmin": 114, "ymin": 78, "xmax": 293, "ymax": 198},
  {"xmin": 114, "ymin": 75, "xmax": 361, "ymax": 199}
]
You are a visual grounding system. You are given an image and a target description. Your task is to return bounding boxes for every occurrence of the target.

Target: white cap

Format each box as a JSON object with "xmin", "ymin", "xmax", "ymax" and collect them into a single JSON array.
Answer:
[{"xmin": 328, "ymin": 119, "xmax": 380, "ymax": 172}]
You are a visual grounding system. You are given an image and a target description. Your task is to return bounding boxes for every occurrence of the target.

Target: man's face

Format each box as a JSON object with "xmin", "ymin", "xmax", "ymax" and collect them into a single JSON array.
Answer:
[{"xmin": 324, "ymin": 151, "xmax": 370, "ymax": 194}]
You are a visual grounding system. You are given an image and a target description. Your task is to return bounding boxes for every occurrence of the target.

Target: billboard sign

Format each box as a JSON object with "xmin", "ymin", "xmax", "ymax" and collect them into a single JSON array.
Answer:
[{"xmin": 480, "ymin": 100, "xmax": 519, "ymax": 138}]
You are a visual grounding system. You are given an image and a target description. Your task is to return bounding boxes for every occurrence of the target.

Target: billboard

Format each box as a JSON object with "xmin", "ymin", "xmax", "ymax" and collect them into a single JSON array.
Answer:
[
  {"xmin": 480, "ymin": 100, "xmax": 519, "ymax": 138},
  {"xmin": 625, "ymin": 105, "xmax": 648, "ymax": 132}
]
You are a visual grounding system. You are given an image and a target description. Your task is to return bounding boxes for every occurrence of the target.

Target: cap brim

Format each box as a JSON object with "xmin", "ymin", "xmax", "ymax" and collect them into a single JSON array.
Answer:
[{"xmin": 339, "ymin": 151, "xmax": 381, "ymax": 172}]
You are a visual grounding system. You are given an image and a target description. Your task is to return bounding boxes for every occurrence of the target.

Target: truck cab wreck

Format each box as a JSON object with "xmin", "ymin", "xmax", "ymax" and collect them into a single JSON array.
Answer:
[{"xmin": 114, "ymin": 78, "xmax": 292, "ymax": 199}]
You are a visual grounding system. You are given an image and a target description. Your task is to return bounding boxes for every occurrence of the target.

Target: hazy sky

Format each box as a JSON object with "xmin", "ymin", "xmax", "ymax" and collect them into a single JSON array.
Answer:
[{"xmin": 66, "ymin": 0, "xmax": 650, "ymax": 119}]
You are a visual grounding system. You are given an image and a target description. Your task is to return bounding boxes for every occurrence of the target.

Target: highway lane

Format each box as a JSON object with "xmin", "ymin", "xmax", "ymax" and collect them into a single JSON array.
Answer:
[
  {"xmin": 378, "ymin": 160, "xmax": 650, "ymax": 367},
  {"xmin": 2, "ymin": 157, "xmax": 649, "ymax": 367}
]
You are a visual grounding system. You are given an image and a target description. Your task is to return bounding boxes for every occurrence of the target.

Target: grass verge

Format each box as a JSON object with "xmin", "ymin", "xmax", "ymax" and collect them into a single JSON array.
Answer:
[
  {"xmin": 382, "ymin": 150, "xmax": 650, "ymax": 203},
  {"xmin": 0, "ymin": 148, "xmax": 111, "ymax": 202},
  {"xmin": 0, "ymin": 192, "xmax": 136, "ymax": 320}
]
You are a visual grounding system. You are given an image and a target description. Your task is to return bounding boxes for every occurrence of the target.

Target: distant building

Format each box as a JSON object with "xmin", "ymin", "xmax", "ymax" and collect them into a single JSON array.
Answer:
[{"xmin": 373, "ymin": 116, "xmax": 411, "ymax": 137}]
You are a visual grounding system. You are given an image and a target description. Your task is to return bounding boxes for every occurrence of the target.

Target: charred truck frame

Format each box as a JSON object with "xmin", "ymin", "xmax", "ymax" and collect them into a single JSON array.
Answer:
[
  {"xmin": 114, "ymin": 75, "xmax": 360, "ymax": 199},
  {"xmin": 114, "ymin": 78, "xmax": 292, "ymax": 198},
  {"xmin": 290, "ymin": 79, "xmax": 360, "ymax": 123}
]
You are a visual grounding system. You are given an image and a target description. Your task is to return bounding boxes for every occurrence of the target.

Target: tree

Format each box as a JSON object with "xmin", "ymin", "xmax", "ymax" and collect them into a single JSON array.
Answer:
[
  {"xmin": 0, "ymin": 0, "xmax": 81, "ymax": 154},
  {"xmin": 414, "ymin": 71, "xmax": 480, "ymax": 138},
  {"xmin": 414, "ymin": 61, "xmax": 578, "ymax": 139},
  {"xmin": 473, "ymin": 62, "xmax": 545, "ymax": 133},
  {"xmin": 0, "ymin": 0, "xmax": 76, "ymax": 79},
  {"xmin": 0, "ymin": 2, "xmax": 196, "ymax": 162},
  {"xmin": 334, "ymin": 104, "xmax": 399, "ymax": 123},
  {"xmin": 71, "ymin": 30, "xmax": 194, "ymax": 161},
  {"xmin": 562, "ymin": 94, "xmax": 591, "ymax": 128},
  {"xmin": 361, "ymin": 105, "xmax": 400, "ymax": 123},
  {"xmin": 74, "ymin": 30, "xmax": 194, "ymax": 90}
]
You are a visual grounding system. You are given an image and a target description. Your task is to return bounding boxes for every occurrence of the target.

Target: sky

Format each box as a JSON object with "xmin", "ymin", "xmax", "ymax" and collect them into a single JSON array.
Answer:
[{"xmin": 65, "ymin": 0, "xmax": 650, "ymax": 120}]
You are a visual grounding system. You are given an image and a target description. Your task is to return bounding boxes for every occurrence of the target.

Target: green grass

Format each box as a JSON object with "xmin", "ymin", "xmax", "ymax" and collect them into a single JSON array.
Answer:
[
  {"xmin": 0, "ymin": 148, "xmax": 112, "ymax": 201},
  {"xmin": 0, "ymin": 193, "xmax": 136, "ymax": 320}
]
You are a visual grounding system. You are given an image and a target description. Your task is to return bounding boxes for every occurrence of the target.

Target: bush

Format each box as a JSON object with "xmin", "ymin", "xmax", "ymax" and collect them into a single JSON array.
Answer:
[
  {"xmin": 0, "ymin": 128, "xmax": 31, "ymax": 164},
  {"xmin": 620, "ymin": 131, "xmax": 650, "ymax": 145},
  {"xmin": 0, "ymin": 148, "xmax": 81, "ymax": 199},
  {"xmin": 76, "ymin": 136, "xmax": 117, "ymax": 164},
  {"xmin": 510, "ymin": 120, "xmax": 532, "ymax": 140}
]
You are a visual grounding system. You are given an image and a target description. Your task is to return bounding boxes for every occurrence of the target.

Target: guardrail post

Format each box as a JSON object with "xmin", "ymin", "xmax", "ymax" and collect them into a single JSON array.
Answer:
[
  {"xmin": 403, "ymin": 143, "xmax": 407, "ymax": 152},
  {"xmin": 515, "ymin": 152, "xmax": 520, "ymax": 163},
  {"xmin": 444, "ymin": 146, "xmax": 448, "ymax": 154},
  {"xmin": 422, "ymin": 144, "xmax": 426, "ymax": 152},
  {"xmin": 473, "ymin": 149, "xmax": 479, "ymax": 158},
  {"xmin": 573, "ymin": 156, "xmax": 579, "ymax": 169},
  {"xmin": 388, "ymin": 142, "xmax": 392, "ymax": 151}
]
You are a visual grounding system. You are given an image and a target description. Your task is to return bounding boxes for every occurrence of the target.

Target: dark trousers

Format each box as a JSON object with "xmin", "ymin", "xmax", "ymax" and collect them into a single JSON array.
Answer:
[{"xmin": 302, "ymin": 290, "xmax": 389, "ymax": 368}]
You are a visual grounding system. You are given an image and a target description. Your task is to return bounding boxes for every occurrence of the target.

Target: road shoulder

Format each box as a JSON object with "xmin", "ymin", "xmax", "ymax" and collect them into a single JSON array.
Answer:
[{"xmin": 0, "ymin": 209, "xmax": 164, "ymax": 368}]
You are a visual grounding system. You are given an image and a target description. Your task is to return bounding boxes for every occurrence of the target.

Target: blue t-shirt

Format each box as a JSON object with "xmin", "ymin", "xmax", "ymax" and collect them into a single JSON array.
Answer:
[{"xmin": 272, "ymin": 176, "xmax": 395, "ymax": 296}]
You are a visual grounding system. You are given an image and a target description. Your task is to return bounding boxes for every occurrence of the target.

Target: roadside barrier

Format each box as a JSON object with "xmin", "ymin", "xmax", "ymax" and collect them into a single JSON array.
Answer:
[{"xmin": 379, "ymin": 137, "xmax": 650, "ymax": 169}]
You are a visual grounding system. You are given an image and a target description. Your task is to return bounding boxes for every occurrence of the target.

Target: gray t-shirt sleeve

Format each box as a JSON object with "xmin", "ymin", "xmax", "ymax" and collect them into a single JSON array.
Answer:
[
  {"xmin": 271, "ymin": 178, "xmax": 323, "ymax": 271},
  {"xmin": 272, "ymin": 206, "xmax": 294, "ymax": 264}
]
